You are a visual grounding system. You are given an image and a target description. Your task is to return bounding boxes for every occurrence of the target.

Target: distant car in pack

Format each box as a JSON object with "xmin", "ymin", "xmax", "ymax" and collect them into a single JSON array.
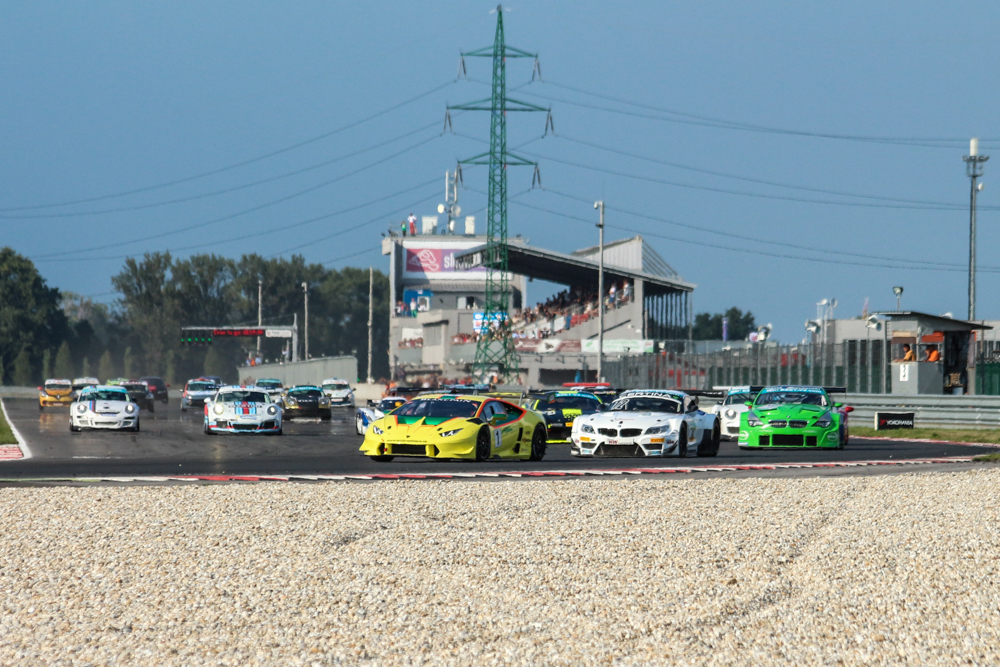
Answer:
[
  {"xmin": 255, "ymin": 378, "xmax": 284, "ymax": 400},
  {"xmin": 709, "ymin": 386, "xmax": 762, "ymax": 441},
  {"xmin": 120, "ymin": 380, "xmax": 156, "ymax": 412},
  {"xmin": 526, "ymin": 391, "xmax": 605, "ymax": 444},
  {"xmin": 320, "ymin": 378, "xmax": 354, "ymax": 407},
  {"xmin": 204, "ymin": 385, "xmax": 282, "ymax": 436},
  {"xmin": 200, "ymin": 376, "xmax": 223, "ymax": 386},
  {"xmin": 139, "ymin": 376, "xmax": 169, "ymax": 403},
  {"xmin": 106, "ymin": 378, "xmax": 128, "ymax": 387},
  {"xmin": 70, "ymin": 385, "xmax": 140, "ymax": 432},
  {"xmin": 356, "ymin": 396, "xmax": 408, "ymax": 435},
  {"xmin": 71, "ymin": 377, "xmax": 100, "ymax": 398},
  {"xmin": 561, "ymin": 383, "xmax": 620, "ymax": 403},
  {"xmin": 181, "ymin": 378, "xmax": 220, "ymax": 411},
  {"xmin": 283, "ymin": 385, "xmax": 332, "ymax": 420},
  {"xmin": 39, "ymin": 378, "xmax": 74, "ymax": 410}
]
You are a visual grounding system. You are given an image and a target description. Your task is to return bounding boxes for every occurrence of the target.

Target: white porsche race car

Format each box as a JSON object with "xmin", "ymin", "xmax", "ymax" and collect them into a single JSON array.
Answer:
[
  {"xmin": 321, "ymin": 378, "xmax": 355, "ymax": 407},
  {"xmin": 355, "ymin": 396, "xmax": 409, "ymax": 435},
  {"xmin": 204, "ymin": 386, "xmax": 282, "ymax": 435},
  {"xmin": 70, "ymin": 385, "xmax": 141, "ymax": 432},
  {"xmin": 709, "ymin": 386, "xmax": 762, "ymax": 441},
  {"xmin": 570, "ymin": 389, "xmax": 720, "ymax": 458}
]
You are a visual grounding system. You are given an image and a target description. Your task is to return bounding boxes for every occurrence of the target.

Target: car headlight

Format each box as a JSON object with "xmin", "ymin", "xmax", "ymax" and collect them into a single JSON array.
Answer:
[
  {"xmin": 372, "ymin": 424, "xmax": 384, "ymax": 435},
  {"xmin": 267, "ymin": 405, "xmax": 278, "ymax": 415},
  {"xmin": 581, "ymin": 424, "xmax": 595, "ymax": 434},
  {"xmin": 213, "ymin": 404, "xmax": 225, "ymax": 415},
  {"xmin": 644, "ymin": 425, "xmax": 670, "ymax": 435},
  {"xmin": 76, "ymin": 403, "xmax": 87, "ymax": 414},
  {"xmin": 440, "ymin": 429, "xmax": 463, "ymax": 437},
  {"xmin": 814, "ymin": 413, "xmax": 833, "ymax": 428},
  {"xmin": 125, "ymin": 404, "xmax": 136, "ymax": 414},
  {"xmin": 319, "ymin": 398, "xmax": 330, "ymax": 406},
  {"xmin": 285, "ymin": 397, "xmax": 297, "ymax": 405},
  {"xmin": 725, "ymin": 408, "xmax": 737, "ymax": 419},
  {"xmin": 746, "ymin": 412, "xmax": 762, "ymax": 427}
]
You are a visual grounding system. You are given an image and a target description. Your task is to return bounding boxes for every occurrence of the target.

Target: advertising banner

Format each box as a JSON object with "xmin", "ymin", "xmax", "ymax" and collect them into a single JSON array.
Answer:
[
  {"xmin": 580, "ymin": 339, "xmax": 655, "ymax": 355},
  {"xmin": 874, "ymin": 412, "xmax": 915, "ymax": 430},
  {"xmin": 402, "ymin": 241, "xmax": 488, "ymax": 281}
]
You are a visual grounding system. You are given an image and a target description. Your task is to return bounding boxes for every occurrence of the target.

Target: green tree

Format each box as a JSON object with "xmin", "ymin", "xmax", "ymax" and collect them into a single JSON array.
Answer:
[
  {"xmin": 203, "ymin": 346, "xmax": 231, "ymax": 383},
  {"xmin": 81, "ymin": 357, "xmax": 91, "ymax": 377},
  {"xmin": 54, "ymin": 341, "xmax": 73, "ymax": 378},
  {"xmin": 98, "ymin": 350, "xmax": 115, "ymax": 382},
  {"xmin": 112, "ymin": 252, "xmax": 176, "ymax": 375},
  {"xmin": 12, "ymin": 348, "xmax": 33, "ymax": 386},
  {"xmin": 42, "ymin": 349, "xmax": 52, "ymax": 380},
  {"xmin": 692, "ymin": 307, "xmax": 757, "ymax": 341},
  {"xmin": 314, "ymin": 267, "xmax": 389, "ymax": 380},
  {"xmin": 0, "ymin": 248, "xmax": 68, "ymax": 384},
  {"xmin": 123, "ymin": 347, "xmax": 136, "ymax": 378}
]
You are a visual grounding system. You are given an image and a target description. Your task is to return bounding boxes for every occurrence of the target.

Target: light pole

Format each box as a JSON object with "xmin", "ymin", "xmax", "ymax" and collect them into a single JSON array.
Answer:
[
  {"xmin": 367, "ymin": 267, "xmax": 374, "ymax": 383},
  {"xmin": 257, "ymin": 279, "xmax": 263, "ymax": 358},
  {"xmin": 893, "ymin": 286, "xmax": 903, "ymax": 311},
  {"xmin": 963, "ymin": 137, "xmax": 989, "ymax": 320},
  {"xmin": 302, "ymin": 282, "xmax": 309, "ymax": 361},
  {"xmin": 594, "ymin": 200, "xmax": 605, "ymax": 382}
]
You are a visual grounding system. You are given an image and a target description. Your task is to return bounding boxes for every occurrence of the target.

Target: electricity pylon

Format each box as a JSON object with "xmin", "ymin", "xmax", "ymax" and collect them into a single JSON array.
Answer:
[{"xmin": 447, "ymin": 5, "xmax": 548, "ymax": 383}]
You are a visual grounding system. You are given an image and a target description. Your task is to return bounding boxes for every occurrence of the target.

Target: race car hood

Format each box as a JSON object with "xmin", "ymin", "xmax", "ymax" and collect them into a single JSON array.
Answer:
[
  {"xmin": 325, "ymin": 389, "xmax": 352, "ymax": 398},
  {"xmin": 751, "ymin": 403, "xmax": 827, "ymax": 422},
  {"xmin": 578, "ymin": 411, "xmax": 678, "ymax": 429},
  {"xmin": 379, "ymin": 415, "xmax": 475, "ymax": 443},
  {"xmin": 41, "ymin": 387, "xmax": 73, "ymax": 397},
  {"xmin": 217, "ymin": 402, "xmax": 272, "ymax": 416},
  {"xmin": 80, "ymin": 399, "xmax": 132, "ymax": 413}
]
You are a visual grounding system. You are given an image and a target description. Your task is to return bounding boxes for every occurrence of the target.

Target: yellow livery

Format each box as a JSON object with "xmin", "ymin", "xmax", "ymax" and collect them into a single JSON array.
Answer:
[
  {"xmin": 360, "ymin": 394, "xmax": 548, "ymax": 462},
  {"xmin": 39, "ymin": 378, "xmax": 75, "ymax": 410}
]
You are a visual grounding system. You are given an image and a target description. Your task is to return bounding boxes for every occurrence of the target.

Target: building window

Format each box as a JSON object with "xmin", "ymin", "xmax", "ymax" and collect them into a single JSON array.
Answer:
[{"xmin": 458, "ymin": 296, "xmax": 476, "ymax": 309}]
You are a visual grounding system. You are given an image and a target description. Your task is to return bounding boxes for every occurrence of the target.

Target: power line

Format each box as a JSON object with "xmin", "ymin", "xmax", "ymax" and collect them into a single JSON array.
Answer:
[
  {"xmin": 37, "ymin": 178, "xmax": 440, "ymax": 263},
  {"xmin": 0, "ymin": 80, "xmax": 458, "ymax": 213},
  {"xmin": 34, "ymin": 134, "xmax": 442, "ymax": 260},
  {"xmin": 525, "ymin": 80, "xmax": 1000, "ymax": 148},
  {"xmin": 0, "ymin": 119, "xmax": 445, "ymax": 220},
  {"xmin": 509, "ymin": 192, "xmax": 1000, "ymax": 274},
  {"xmin": 552, "ymin": 133, "xmax": 979, "ymax": 210}
]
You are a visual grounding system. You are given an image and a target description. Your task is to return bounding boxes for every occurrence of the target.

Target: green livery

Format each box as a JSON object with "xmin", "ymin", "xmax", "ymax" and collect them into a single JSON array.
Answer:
[{"xmin": 737, "ymin": 385, "xmax": 848, "ymax": 450}]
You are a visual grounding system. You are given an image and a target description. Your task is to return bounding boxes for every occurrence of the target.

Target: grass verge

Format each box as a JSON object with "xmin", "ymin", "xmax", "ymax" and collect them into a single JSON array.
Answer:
[
  {"xmin": 0, "ymin": 400, "xmax": 17, "ymax": 445},
  {"xmin": 973, "ymin": 452, "xmax": 1000, "ymax": 462},
  {"xmin": 851, "ymin": 426, "xmax": 1000, "ymax": 445}
]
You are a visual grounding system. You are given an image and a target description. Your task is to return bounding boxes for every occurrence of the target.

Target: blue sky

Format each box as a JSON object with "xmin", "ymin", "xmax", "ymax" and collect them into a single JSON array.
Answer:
[{"xmin": 2, "ymin": 1, "xmax": 999, "ymax": 342}]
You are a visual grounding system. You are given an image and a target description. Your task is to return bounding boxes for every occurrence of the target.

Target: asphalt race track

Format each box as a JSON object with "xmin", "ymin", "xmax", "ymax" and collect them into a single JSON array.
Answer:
[{"xmin": 1, "ymin": 398, "xmax": 995, "ymax": 481}]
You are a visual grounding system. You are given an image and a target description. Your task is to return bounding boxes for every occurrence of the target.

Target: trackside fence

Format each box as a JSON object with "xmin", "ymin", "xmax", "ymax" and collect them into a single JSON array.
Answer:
[{"xmin": 605, "ymin": 341, "xmax": 890, "ymax": 393}]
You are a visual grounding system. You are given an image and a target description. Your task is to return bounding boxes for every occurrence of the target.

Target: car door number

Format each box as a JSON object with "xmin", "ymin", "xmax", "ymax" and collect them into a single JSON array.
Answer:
[{"xmin": 494, "ymin": 428, "xmax": 502, "ymax": 449}]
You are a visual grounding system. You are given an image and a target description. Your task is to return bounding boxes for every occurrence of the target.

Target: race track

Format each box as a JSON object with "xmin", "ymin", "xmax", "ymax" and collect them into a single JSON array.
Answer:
[{"xmin": 1, "ymin": 398, "xmax": 994, "ymax": 481}]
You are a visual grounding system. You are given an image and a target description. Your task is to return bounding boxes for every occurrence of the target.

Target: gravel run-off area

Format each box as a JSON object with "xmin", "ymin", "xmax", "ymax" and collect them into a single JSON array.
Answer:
[{"xmin": 2, "ymin": 470, "xmax": 999, "ymax": 666}]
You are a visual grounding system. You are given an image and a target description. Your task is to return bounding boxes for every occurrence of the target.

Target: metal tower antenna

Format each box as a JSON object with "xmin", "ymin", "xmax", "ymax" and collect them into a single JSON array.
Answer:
[{"xmin": 447, "ymin": 5, "xmax": 548, "ymax": 383}]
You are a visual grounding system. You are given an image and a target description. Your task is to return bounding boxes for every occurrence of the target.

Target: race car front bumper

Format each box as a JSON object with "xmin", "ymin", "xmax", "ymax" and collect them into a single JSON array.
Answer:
[
  {"xmin": 40, "ymin": 396, "xmax": 74, "ymax": 408},
  {"xmin": 570, "ymin": 432, "xmax": 680, "ymax": 457},
  {"xmin": 71, "ymin": 414, "xmax": 137, "ymax": 430},
  {"xmin": 206, "ymin": 418, "xmax": 281, "ymax": 433},
  {"xmin": 738, "ymin": 425, "xmax": 840, "ymax": 448}
]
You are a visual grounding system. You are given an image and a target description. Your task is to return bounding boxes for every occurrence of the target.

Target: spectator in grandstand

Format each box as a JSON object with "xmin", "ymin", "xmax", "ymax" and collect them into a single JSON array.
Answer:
[
  {"xmin": 407, "ymin": 213, "xmax": 418, "ymax": 235},
  {"xmin": 897, "ymin": 344, "xmax": 916, "ymax": 362},
  {"xmin": 923, "ymin": 344, "xmax": 941, "ymax": 362},
  {"xmin": 400, "ymin": 220, "xmax": 408, "ymax": 237}
]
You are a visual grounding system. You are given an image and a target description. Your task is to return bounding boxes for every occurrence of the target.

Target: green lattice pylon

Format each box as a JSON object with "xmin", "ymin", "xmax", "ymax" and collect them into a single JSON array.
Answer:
[{"xmin": 448, "ymin": 6, "xmax": 548, "ymax": 383}]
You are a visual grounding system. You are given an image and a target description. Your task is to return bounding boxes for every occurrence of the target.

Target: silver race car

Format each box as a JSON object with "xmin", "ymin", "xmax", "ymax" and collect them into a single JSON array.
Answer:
[
  {"xmin": 204, "ymin": 386, "xmax": 282, "ymax": 435},
  {"xmin": 70, "ymin": 385, "xmax": 140, "ymax": 432},
  {"xmin": 355, "ymin": 396, "xmax": 408, "ymax": 435}
]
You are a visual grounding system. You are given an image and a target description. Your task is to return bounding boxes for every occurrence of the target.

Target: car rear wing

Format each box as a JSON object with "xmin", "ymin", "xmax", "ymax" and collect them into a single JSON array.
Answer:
[{"xmin": 685, "ymin": 390, "xmax": 726, "ymax": 399}]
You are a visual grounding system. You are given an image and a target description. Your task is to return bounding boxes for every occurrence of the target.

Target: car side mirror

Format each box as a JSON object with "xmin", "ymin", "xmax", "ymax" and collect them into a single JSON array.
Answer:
[
  {"xmin": 744, "ymin": 401, "xmax": 754, "ymax": 408},
  {"xmin": 844, "ymin": 406, "xmax": 855, "ymax": 413},
  {"xmin": 834, "ymin": 402, "xmax": 843, "ymax": 408},
  {"xmin": 37, "ymin": 386, "xmax": 42, "ymax": 391},
  {"xmin": 490, "ymin": 414, "xmax": 505, "ymax": 426}
]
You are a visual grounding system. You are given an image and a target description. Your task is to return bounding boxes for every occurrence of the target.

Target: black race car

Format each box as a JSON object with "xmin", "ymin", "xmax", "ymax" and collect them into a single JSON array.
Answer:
[
  {"xmin": 140, "ymin": 376, "xmax": 169, "ymax": 403},
  {"xmin": 281, "ymin": 385, "xmax": 332, "ymax": 420},
  {"xmin": 121, "ymin": 381, "xmax": 156, "ymax": 413}
]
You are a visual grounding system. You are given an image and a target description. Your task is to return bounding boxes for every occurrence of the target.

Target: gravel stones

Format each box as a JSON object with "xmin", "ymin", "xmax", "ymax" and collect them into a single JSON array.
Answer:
[{"xmin": 1, "ymin": 470, "xmax": 999, "ymax": 665}]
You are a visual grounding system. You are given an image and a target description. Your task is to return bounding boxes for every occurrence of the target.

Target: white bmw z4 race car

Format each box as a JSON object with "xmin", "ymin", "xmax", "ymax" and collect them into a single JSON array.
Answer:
[
  {"xmin": 570, "ymin": 389, "xmax": 720, "ymax": 458},
  {"xmin": 709, "ymin": 386, "xmax": 762, "ymax": 441},
  {"xmin": 70, "ymin": 385, "xmax": 141, "ymax": 432},
  {"xmin": 355, "ymin": 396, "xmax": 409, "ymax": 435},
  {"xmin": 204, "ymin": 386, "xmax": 283, "ymax": 435}
]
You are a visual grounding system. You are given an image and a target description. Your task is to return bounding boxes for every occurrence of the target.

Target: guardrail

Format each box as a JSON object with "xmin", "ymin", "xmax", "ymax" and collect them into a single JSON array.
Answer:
[{"xmin": 844, "ymin": 394, "xmax": 1000, "ymax": 428}]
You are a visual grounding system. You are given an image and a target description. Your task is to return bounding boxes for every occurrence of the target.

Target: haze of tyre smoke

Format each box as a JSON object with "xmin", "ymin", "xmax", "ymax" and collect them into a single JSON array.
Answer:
[{"xmin": 1, "ymin": 470, "xmax": 998, "ymax": 665}]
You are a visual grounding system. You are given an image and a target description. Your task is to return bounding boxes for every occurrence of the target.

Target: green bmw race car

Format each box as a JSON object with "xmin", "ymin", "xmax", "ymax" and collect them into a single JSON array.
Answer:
[{"xmin": 738, "ymin": 385, "xmax": 851, "ymax": 450}]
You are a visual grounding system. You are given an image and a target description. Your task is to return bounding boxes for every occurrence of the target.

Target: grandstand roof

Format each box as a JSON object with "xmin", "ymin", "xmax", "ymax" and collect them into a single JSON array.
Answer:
[{"xmin": 454, "ymin": 241, "xmax": 694, "ymax": 295}]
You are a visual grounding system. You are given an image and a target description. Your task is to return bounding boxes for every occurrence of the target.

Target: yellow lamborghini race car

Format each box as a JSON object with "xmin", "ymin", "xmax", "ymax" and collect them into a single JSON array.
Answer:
[{"xmin": 360, "ymin": 393, "xmax": 548, "ymax": 462}]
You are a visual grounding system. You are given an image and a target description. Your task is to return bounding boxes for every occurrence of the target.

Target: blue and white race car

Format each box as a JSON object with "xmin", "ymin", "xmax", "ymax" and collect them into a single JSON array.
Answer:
[
  {"xmin": 70, "ymin": 385, "xmax": 140, "ymax": 432},
  {"xmin": 355, "ymin": 396, "xmax": 409, "ymax": 435},
  {"xmin": 204, "ymin": 385, "xmax": 282, "ymax": 435}
]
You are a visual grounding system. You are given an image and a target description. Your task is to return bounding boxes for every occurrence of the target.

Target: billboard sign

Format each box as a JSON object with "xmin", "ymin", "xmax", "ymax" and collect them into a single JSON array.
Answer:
[{"xmin": 402, "ymin": 241, "xmax": 490, "ymax": 281}]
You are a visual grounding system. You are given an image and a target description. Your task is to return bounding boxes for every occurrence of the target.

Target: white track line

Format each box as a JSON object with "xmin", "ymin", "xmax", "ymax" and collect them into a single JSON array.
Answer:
[{"xmin": 0, "ymin": 398, "xmax": 32, "ymax": 460}]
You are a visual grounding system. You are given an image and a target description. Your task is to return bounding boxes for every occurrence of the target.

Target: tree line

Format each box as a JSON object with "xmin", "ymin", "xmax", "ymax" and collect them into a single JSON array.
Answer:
[{"xmin": 0, "ymin": 247, "xmax": 389, "ymax": 386}]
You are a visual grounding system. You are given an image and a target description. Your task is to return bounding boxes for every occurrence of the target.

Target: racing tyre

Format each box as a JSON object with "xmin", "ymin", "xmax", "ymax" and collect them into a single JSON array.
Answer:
[
  {"xmin": 369, "ymin": 455, "xmax": 395, "ymax": 462},
  {"xmin": 529, "ymin": 426, "xmax": 547, "ymax": 461},
  {"xmin": 133, "ymin": 419, "xmax": 140, "ymax": 433},
  {"xmin": 837, "ymin": 426, "xmax": 846, "ymax": 450},
  {"xmin": 678, "ymin": 426, "xmax": 688, "ymax": 458},
  {"xmin": 356, "ymin": 417, "xmax": 363, "ymax": 435},
  {"xmin": 698, "ymin": 422, "xmax": 721, "ymax": 457},
  {"xmin": 70, "ymin": 421, "xmax": 79, "ymax": 433},
  {"xmin": 475, "ymin": 426, "xmax": 491, "ymax": 462}
]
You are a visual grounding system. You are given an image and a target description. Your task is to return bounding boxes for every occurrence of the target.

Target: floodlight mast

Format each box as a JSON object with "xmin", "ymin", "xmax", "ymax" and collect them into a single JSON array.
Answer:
[
  {"xmin": 963, "ymin": 138, "xmax": 989, "ymax": 320},
  {"xmin": 447, "ymin": 5, "xmax": 548, "ymax": 383}
]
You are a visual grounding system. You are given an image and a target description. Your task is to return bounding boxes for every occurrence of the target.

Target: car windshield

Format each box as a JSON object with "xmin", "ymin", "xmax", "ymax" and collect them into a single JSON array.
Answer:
[
  {"xmin": 395, "ymin": 398, "xmax": 478, "ymax": 419},
  {"xmin": 755, "ymin": 391, "xmax": 827, "ymax": 407},
  {"xmin": 218, "ymin": 391, "xmax": 269, "ymax": 403},
  {"xmin": 607, "ymin": 397, "xmax": 681, "ymax": 414},
  {"xmin": 123, "ymin": 384, "xmax": 146, "ymax": 392},
  {"xmin": 724, "ymin": 392, "xmax": 755, "ymax": 406},
  {"xmin": 289, "ymin": 388, "xmax": 322, "ymax": 398},
  {"xmin": 545, "ymin": 396, "xmax": 602, "ymax": 410},
  {"xmin": 140, "ymin": 378, "xmax": 161, "ymax": 386},
  {"xmin": 323, "ymin": 383, "xmax": 350, "ymax": 392},
  {"xmin": 187, "ymin": 382, "xmax": 215, "ymax": 392},
  {"xmin": 45, "ymin": 382, "xmax": 71, "ymax": 391},
  {"xmin": 257, "ymin": 380, "xmax": 281, "ymax": 388},
  {"xmin": 81, "ymin": 389, "xmax": 129, "ymax": 401}
]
